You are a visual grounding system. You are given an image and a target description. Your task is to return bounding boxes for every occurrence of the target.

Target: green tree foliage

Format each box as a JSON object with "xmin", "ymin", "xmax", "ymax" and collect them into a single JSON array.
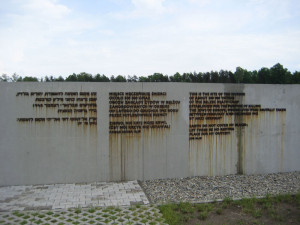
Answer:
[
  {"xmin": 94, "ymin": 74, "xmax": 110, "ymax": 82},
  {"xmin": 43, "ymin": 76, "xmax": 55, "ymax": 82},
  {"xmin": 22, "ymin": 76, "xmax": 39, "ymax": 82},
  {"xmin": 292, "ymin": 71, "xmax": 300, "ymax": 84},
  {"xmin": 111, "ymin": 75, "xmax": 126, "ymax": 82},
  {"xmin": 54, "ymin": 76, "xmax": 64, "ymax": 81},
  {"xmin": 233, "ymin": 67, "xmax": 257, "ymax": 83},
  {"xmin": 183, "ymin": 73, "xmax": 194, "ymax": 82},
  {"xmin": 210, "ymin": 71, "xmax": 219, "ymax": 83},
  {"xmin": 234, "ymin": 67, "xmax": 244, "ymax": 83},
  {"xmin": 1, "ymin": 63, "xmax": 299, "ymax": 84},
  {"xmin": 219, "ymin": 70, "xmax": 229, "ymax": 83},
  {"xmin": 193, "ymin": 72, "xmax": 204, "ymax": 83},
  {"xmin": 202, "ymin": 72, "xmax": 211, "ymax": 83},
  {"xmin": 270, "ymin": 63, "xmax": 291, "ymax": 84},
  {"xmin": 44, "ymin": 76, "xmax": 51, "ymax": 82},
  {"xmin": 65, "ymin": 73, "xmax": 78, "ymax": 81},
  {"xmin": 148, "ymin": 73, "xmax": 169, "ymax": 82},
  {"xmin": 251, "ymin": 70, "xmax": 258, "ymax": 83},
  {"xmin": 242, "ymin": 70, "xmax": 254, "ymax": 83},
  {"xmin": 76, "ymin": 72, "xmax": 93, "ymax": 82},
  {"xmin": 257, "ymin": 67, "xmax": 271, "ymax": 83},
  {"xmin": 127, "ymin": 75, "xmax": 138, "ymax": 82},
  {"xmin": 138, "ymin": 76, "xmax": 150, "ymax": 82},
  {"xmin": 169, "ymin": 72, "xmax": 182, "ymax": 82},
  {"xmin": 228, "ymin": 71, "xmax": 235, "ymax": 83}
]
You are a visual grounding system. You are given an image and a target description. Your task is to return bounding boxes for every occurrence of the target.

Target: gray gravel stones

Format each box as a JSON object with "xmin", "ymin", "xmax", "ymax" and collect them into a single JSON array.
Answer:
[{"xmin": 140, "ymin": 172, "xmax": 300, "ymax": 204}]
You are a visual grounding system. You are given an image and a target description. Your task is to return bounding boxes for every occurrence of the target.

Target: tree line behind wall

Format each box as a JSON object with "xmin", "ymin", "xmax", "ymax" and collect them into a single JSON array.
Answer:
[{"xmin": 1, "ymin": 63, "xmax": 300, "ymax": 84}]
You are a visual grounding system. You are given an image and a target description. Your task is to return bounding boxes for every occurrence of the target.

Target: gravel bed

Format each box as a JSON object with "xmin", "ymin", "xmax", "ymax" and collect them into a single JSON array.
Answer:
[{"xmin": 140, "ymin": 172, "xmax": 300, "ymax": 204}]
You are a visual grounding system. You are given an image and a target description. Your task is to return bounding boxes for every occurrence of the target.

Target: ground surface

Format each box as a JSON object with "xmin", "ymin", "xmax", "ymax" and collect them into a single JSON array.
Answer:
[
  {"xmin": 159, "ymin": 193, "xmax": 300, "ymax": 225},
  {"xmin": 0, "ymin": 172, "xmax": 299, "ymax": 224},
  {"xmin": 0, "ymin": 204, "xmax": 166, "ymax": 225},
  {"xmin": 2, "ymin": 194, "xmax": 297, "ymax": 225},
  {"xmin": 141, "ymin": 172, "xmax": 300, "ymax": 204},
  {"xmin": 0, "ymin": 181, "xmax": 149, "ymax": 211}
]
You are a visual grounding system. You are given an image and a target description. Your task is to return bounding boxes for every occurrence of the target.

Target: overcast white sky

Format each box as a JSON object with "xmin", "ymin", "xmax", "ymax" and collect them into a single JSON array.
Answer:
[{"xmin": 0, "ymin": 0, "xmax": 299, "ymax": 78}]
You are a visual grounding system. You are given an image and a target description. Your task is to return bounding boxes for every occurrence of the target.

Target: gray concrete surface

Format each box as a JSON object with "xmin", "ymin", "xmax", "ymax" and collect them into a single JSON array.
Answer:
[{"xmin": 0, "ymin": 83, "xmax": 299, "ymax": 185}]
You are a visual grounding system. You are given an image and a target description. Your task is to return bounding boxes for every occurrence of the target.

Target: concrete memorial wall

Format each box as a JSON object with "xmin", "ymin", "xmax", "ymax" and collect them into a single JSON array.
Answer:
[{"xmin": 0, "ymin": 82, "xmax": 299, "ymax": 186}]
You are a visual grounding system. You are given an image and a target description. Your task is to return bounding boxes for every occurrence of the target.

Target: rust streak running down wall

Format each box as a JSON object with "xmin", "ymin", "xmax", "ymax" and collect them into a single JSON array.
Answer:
[{"xmin": 0, "ymin": 82, "xmax": 299, "ymax": 186}]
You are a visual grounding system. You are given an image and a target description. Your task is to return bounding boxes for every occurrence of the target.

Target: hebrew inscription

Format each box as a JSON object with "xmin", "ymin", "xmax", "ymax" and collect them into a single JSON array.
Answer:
[
  {"xmin": 189, "ymin": 92, "xmax": 286, "ymax": 140},
  {"xmin": 15, "ymin": 90, "xmax": 286, "ymax": 138},
  {"xmin": 109, "ymin": 92, "xmax": 180, "ymax": 134},
  {"xmin": 16, "ymin": 92, "xmax": 97, "ymax": 126}
]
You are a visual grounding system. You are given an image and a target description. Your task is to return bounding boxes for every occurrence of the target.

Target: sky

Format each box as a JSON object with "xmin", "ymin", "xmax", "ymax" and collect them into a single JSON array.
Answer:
[{"xmin": 0, "ymin": 0, "xmax": 300, "ymax": 78}]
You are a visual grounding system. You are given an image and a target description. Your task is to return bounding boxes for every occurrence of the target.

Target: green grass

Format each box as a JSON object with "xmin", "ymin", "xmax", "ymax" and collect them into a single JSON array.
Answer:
[
  {"xmin": 223, "ymin": 196, "xmax": 233, "ymax": 204},
  {"xmin": 74, "ymin": 207, "xmax": 81, "ymax": 214},
  {"xmin": 199, "ymin": 210, "xmax": 208, "ymax": 220},
  {"xmin": 178, "ymin": 202, "xmax": 194, "ymax": 214},
  {"xmin": 216, "ymin": 208, "xmax": 222, "ymax": 215},
  {"xmin": 12, "ymin": 211, "xmax": 24, "ymax": 217},
  {"xmin": 158, "ymin": 203, "xmax": 182, "ymax": 225},
  {"xmin": 158, "ymin": 201, "xmax": 215, "ymax": 224},
  {"xmin": 35, "ymin": 219, "xmax": 43, "ymax": 224},
  {"xmin": 88, "ymin": 207, "xmax": 96, "ymax": 213},
  {"xmin": 196, "ymin": 203, "xmax": 213, "ymax": 212},
  {"xmin": 158, "ymin": 192, "xmax": 300, "ymax": 225}
]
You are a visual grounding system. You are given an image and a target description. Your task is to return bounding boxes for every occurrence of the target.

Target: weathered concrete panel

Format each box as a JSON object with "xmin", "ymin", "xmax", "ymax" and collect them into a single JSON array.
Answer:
[{"xmin": 0, "ymin": 82, "xmax": 299, "ymax": 186}]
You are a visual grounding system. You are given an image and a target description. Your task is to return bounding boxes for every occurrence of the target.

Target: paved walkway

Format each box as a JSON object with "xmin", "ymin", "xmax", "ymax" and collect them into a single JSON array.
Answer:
[
  {"xmin": 0, "ymin": 205, "xmax": 166, "ymax": 225},
  {"xmin": 0, "ymin": 180, "xmax": 149, "ymax": 212}
]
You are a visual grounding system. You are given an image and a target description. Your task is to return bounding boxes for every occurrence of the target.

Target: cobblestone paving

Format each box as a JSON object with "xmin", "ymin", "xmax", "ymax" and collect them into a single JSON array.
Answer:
[
  {"xmin": 0, "ymin": 181, "xmax": 149, "ymax": 211},
  {"xmin": 0, "ymin": 205, "xmax": 166, "ymax": 225}
]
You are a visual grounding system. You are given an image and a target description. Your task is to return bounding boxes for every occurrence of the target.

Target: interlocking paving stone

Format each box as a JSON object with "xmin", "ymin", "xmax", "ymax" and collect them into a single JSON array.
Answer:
[
  {"xmin": 0, "ymin": 205, "xmax": 166, "ymax": 225},
  {"xmin": 0, "ymin": 180, "xmax": 149, "ymax": 212}
]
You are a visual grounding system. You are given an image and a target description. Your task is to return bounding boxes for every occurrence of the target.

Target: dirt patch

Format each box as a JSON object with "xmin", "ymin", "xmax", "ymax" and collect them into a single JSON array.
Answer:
[{"xmin": 189, "ymin": 202, "xmax": 299, "ymax": 225}]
